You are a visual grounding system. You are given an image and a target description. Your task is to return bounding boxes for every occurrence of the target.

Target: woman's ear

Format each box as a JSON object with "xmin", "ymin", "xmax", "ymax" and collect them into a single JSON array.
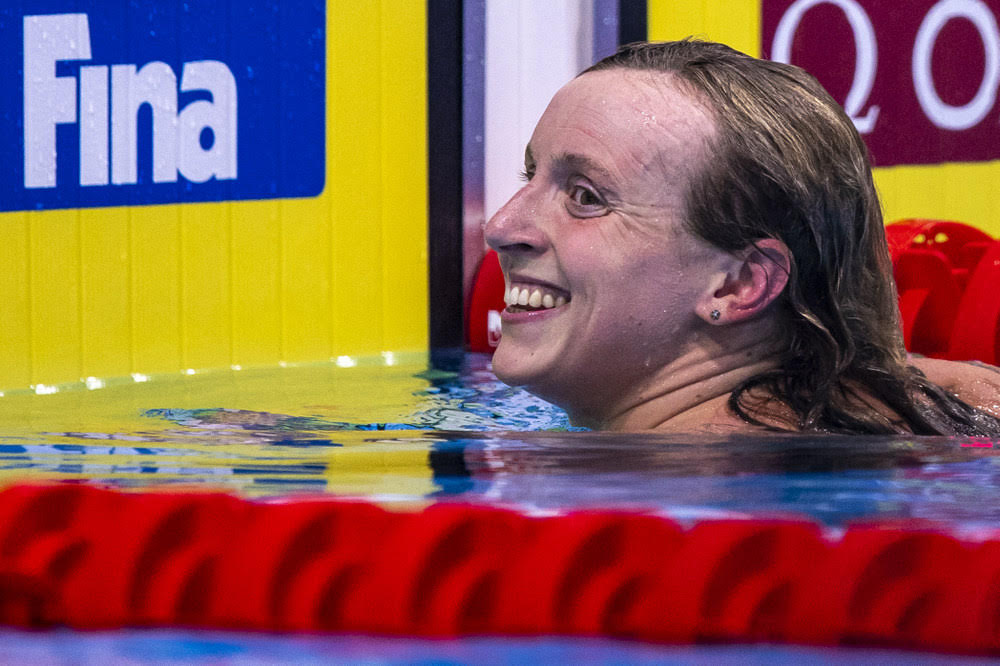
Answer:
[{"xmin": 697, "ymin": 238, "xmax": 791, "ymax": 325}]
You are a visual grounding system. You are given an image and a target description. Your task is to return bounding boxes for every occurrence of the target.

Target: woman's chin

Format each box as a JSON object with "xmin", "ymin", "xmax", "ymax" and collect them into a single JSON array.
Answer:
[
  {"xmin": 490, "ymin": 344, "xmax": 571, "ymax": 407},
  {"xmin": 490, "ymin": 342, "xmax": 556, "ymax": 391},
  {"xmin": 489, "ymin": 343, "xmax": 532, "ymax": 387}
]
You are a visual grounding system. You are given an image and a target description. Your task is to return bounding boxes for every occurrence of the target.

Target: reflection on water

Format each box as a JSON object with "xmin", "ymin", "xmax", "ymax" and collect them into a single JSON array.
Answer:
[{"xmin": 1, "ymin": 351, "xmax": 1000, "ymax": 529}]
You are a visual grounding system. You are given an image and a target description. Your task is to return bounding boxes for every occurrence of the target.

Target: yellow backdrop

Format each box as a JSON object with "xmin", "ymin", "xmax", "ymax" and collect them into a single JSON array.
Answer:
[
  {"xmin": 649, "ymin": 0, "xmax": 1000, "ymax": 237},
  {"xmin": 0, "ymin": 1, "xmax": 428, "ymax": 393}
]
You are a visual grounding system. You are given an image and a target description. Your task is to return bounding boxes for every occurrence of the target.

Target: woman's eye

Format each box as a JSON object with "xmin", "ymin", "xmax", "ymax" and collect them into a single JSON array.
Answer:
[
  {"xmin": 518, "ymin": 168, "xmax": 534, "ymax": 182},
  {"xmin": 565, "ymin": 182, "xmax": 608, "ymax": 218},
  {"xmin": 569, "ymin": 185, "xmax": 603, "ymax": 208}
]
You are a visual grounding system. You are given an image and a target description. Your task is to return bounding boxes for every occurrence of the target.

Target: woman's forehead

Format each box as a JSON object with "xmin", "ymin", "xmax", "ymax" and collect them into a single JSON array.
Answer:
[{"xmin": 529, "ymin": 69, "xmax": 716, "ymax": 182}]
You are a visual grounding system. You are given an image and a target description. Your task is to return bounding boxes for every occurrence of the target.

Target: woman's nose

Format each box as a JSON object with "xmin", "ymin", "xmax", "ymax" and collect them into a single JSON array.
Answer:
[{"xmin": 483, "ymin": 187, "xmax": 548, "ymax": 256}]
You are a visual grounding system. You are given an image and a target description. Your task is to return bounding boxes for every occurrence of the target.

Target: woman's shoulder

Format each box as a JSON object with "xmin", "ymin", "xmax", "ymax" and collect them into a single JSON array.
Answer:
[{"xmin": 910, "ymin": 356, "xmax": 1000, "ymax": 418}]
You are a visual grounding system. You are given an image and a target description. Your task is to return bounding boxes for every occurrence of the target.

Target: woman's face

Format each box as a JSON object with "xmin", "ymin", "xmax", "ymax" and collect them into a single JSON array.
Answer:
[{"xmin": 484, "ymin": 69, "xmax": 727, "ymax": 424}]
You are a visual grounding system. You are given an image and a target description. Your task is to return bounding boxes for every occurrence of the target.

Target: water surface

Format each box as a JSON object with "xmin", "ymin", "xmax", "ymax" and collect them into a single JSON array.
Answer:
[{"xmin": 2, "ymin": 351, "xmax": 999, "ymax": 532}]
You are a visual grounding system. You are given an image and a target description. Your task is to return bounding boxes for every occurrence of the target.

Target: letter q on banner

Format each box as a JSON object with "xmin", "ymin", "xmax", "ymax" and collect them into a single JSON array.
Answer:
[
  {"xmin": 912, "ymin": 0, "xmax": 1000, "ymax": 130},
  {"xmin": 771, "ymin": 0, "xmax": 881, "ymax": 133},
  {"xmin": 764, "ymin": 0, "xmax": 1000, "ymax": 165}
]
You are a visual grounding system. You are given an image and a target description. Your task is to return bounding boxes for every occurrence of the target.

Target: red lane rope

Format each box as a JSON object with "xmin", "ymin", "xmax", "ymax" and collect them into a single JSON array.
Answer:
[{"xmin": 0, "ymin": 483, "xmax": 998, "ymax": 654}]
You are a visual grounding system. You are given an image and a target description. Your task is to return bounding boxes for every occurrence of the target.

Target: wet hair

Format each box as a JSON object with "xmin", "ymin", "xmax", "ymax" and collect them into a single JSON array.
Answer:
[{"xmin": 583, "ymin": 39, "xmax": 1000, "ymax": 436}]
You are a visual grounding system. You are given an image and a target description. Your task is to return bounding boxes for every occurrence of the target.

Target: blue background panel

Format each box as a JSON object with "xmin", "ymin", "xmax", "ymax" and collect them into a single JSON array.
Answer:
[{"xmin": 0, "ymin": 1, "xmax": 325, "ymax": 211}]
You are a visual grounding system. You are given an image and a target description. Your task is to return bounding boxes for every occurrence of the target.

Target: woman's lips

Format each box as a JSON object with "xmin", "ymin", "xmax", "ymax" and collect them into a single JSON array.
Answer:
[{"xmin": 500, "ymin": 304, "xmax": 565, "ymax": 323}]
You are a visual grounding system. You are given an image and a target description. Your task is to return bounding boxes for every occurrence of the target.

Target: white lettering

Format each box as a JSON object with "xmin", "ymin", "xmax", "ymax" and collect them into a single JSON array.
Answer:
[
  {"xmin": 21, "ymin": 12, "xmax": 238, "ymax": 190},
  {"xmin": 178, "ymin": 61, "xmax": 238, "ymax": 183},
  {"xmin": 111, "ymin": 62, "xmax": 178, "ymax": 184},
  {"xmin": 913, "ymin": 0, "xmax": 1000, "ymax": 130},
  {"xmin": 79, "ymin": 65, "xmax": 108, "ymax": 186},
  {"xmin": 771, "ymin": 0, "xmax": 881, "ymax": 133},
  {"xmin": 23, "ymin": 13, "xmax": 91, "ymax": 188}
]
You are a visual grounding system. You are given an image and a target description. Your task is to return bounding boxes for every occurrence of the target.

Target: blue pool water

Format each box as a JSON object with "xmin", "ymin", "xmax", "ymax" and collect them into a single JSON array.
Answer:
[
  {"xmin": 3, "ymin": 350, "xmax": 1000, "ymax": 661},
  {"xmin": 2, "ymin": 629, "xmax": 994, "ymax": 664}
]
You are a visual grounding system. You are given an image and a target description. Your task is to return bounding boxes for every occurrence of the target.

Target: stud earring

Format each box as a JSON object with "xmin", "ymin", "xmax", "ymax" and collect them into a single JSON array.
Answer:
[{"xmin": 710, "ymin": 309, "xmax": 721, "ymax": 321}]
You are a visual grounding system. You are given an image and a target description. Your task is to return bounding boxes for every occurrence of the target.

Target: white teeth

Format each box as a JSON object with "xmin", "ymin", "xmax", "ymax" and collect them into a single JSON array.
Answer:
[{"xmin": 504, "ymin": 283, "xmax": 570, "ymax": 310}]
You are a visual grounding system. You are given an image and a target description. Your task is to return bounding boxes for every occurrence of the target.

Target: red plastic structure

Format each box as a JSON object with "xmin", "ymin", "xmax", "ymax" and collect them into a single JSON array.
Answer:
[
  {"xmin": 887, "ymin": 220, "xmax": 1000, "ymax": 362},
  {"xmin": 467, "ymin": 250, "xmax": 505, "ymax": 353},
  {"xmin": 948, "ymin": 241, "xmax": 1000, "ymax": 365},
  {"xmin": 887, "ymin": 219, "xmax": 993, "ymax": 269},
  {"xmin": 893, "ymin": 249, "xmax": 961, "ymax": 356},
  {"xmin": 2, "ymin": 483, "xmax": 1000, "ymax": 654}
]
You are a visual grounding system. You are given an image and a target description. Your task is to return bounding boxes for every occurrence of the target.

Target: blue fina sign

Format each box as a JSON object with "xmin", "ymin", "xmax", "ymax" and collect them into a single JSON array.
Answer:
[{"xmin": 0, "ymin": 2, "xmax": 325, "ymax": 211}]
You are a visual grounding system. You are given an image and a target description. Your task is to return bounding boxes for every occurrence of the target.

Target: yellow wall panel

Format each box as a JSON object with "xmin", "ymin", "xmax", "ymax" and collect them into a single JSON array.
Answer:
[
  {"xmin": 180, "ymin": 202, "xmax": 232, "ymax": 371},
  {"xmin": 330, "ymin": 0, "xmax": 385, "ymax": 357},
  {"xmin": 876, "ymin": 166, "xmax": 942, "ymax": 224},
  {"xmin": 702, "ymin": 0, "xmax": 762, "ymax": 57},
  {"xmin": 0, "ymin": 214, "xmax": 32, "ymax": 389},
  {"xmin": 282, "ymin": 196, "xmax": 333, "ymax": 363},
  {"xmin": 941, "ymin": 163, "xmax": 1000, "ymax": 234},
  {"xmin": 877, "ymin": 163, "xmax": 1000, "ymax": 235},
  {"xmin": 80, "ymin": 207, "xmax": 130, "ymax": 378},
  {"xmin": 648, "ymin": 1, "xmax": 710, "ymax": 41},
  {"xmin": 380, "ymin": 0, "xmax": 429, "ymax": 352},
  {"xmin": 231, "ymin": 201, "xmax": 283, "ymax": 368},
  {"xmin": 0, "ymin": 0, "xmax": 428, "ymax": 392},
  {"xmin": 29, "ymin": 210, "xmax": 81, "ymax": 385},
  {"xmin": 131, "ymin": 207, "xmax": 182, "ymax": 374},
  {"xmin": 649, "ymin": 0, "xmax": 761, "ymax": 56}
]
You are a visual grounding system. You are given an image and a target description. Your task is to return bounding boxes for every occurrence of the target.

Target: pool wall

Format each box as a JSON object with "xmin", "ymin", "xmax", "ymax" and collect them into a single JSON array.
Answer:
[
  {"xmin": 8, "ymin": 1, "xmax": 997, "ymax": 396},
  {"xmin": 0, "ymin": 1, "xmax": 428, "ymax": 393}
]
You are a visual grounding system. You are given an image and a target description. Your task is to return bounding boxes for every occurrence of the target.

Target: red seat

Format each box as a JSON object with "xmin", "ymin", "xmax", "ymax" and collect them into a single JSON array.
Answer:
[
  {"xmin": 886, "ymin": 219, "xmax": 931, "ymax": 263},
  {"xmin": 951, "ymin": 241, "xmax": 992, "ymax": 291},
  {"xmin": 887, "ymin": 219, "xmax": 992, "ymax": 267},
  {"xmin": 893, "ymin": 249, "xmax": 961, "ymax": 357},
  {"xmin": 947, "ymin": 241, "xmax": 1000, "ymax": 365}
]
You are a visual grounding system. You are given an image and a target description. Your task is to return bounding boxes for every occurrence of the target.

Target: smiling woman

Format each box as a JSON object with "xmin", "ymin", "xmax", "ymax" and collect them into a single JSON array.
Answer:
[{"xmin": 485, "ymin": 39, "xmax": 1000, "ymax": 436}]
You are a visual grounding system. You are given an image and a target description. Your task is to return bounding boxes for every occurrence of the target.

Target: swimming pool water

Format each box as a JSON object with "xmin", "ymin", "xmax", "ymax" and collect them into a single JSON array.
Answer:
[
  {"xmin": 3, "ymin": 351, "xmax": 1000, "ymax": 661},
  {"xmin": 2, "ymin": 351, "xmax": 999, "ymax": 530},
  {"xmin": 2, "ymin": 629, "xmax": 995, "ymax": 664}
]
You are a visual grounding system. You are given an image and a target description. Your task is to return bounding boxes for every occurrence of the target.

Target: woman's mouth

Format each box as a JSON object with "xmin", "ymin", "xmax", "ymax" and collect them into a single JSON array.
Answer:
[{"xmin": 504, "ymin": 283, "xmax": 570, "ymax": 313}]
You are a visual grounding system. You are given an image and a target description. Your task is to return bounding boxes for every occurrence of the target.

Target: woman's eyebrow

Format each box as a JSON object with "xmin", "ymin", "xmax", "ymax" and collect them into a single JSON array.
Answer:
[
  {"xmin": 524, "ymin": 145, "xmax": 614, "ymax": 182},
  {"xmin": 553, "ymin": 152, "xmax": 616, "ymax": 182}
]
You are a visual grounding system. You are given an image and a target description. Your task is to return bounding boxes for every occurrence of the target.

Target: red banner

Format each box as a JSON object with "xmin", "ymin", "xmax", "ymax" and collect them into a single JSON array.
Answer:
[{"xmin": 762, "ymin": 0, "xmax": 1000, "ymax": 166}]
